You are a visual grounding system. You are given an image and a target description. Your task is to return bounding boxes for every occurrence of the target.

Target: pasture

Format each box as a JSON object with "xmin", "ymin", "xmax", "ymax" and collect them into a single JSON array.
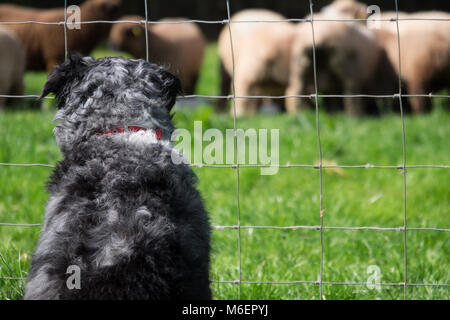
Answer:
[{"xmin": 0, "ymin": 45, "xmax": 449, "ymax": 299}]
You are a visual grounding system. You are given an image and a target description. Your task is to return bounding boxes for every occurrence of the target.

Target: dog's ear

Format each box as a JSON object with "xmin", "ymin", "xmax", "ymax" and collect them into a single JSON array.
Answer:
[
  {"xmin": 40, "ymin": 53, "xmax": 88, "ymax": 104},
  {"xmin": 156, "ymin": 67, "xmax": 183, "ymax": 112}
]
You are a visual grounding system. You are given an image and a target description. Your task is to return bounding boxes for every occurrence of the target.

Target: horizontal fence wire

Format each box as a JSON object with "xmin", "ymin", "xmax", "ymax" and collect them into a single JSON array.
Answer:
[
  {"xmin": 209, "ymin": 280, "xmax": 450, "ymax": 287},
  {"xmin": 1, "ymin": 93, "xmax": 449, "ymax": 99},
  {"xmin": 1, "ymin": 276, "xmax": 448, "ymax": 288},
  {"xmin": 1, "ymin": 223, "xmax": 449, "ymax": 232},
  {"xmin": 0, "ymin": 17, "xmax": 449, "ymax": 26},
  {"xmin": 1, "ymin": 163, "xmax": 448, "ymax": 169},
  {"xmin": 0, "ymin": 0, "xmax": 448, "ymax": 299}
]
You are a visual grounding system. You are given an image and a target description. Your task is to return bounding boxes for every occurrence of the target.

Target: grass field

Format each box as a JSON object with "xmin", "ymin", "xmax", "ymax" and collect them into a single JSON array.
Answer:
[{"xmin": 0, "ymin": 44, "xmax": 449, "ymax": 300}]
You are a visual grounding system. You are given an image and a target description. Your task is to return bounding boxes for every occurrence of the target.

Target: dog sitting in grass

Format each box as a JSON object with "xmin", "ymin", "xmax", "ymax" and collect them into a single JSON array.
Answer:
[{"xmin": 24, "ymin": 54, "xmax": 211, "ymax": 299}]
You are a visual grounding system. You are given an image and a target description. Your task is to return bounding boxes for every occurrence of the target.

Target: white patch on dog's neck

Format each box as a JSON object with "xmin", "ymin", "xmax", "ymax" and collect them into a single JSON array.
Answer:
[{"xmin": 113, "ymin": 130, "xmax": 170, "ymax": 149}]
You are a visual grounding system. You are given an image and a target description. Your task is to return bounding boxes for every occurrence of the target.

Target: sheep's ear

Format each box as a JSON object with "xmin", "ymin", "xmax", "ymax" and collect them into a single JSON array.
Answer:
[{"xmin": 40, "ymin": 53, "xmax": 87, "ymax": 100}]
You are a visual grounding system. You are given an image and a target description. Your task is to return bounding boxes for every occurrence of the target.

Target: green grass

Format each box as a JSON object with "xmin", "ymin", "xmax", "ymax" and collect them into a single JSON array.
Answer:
[
  {"xmin": 196, "ymin": 44, "xmax": 221, "ymax": 96},
  {"xmin": 0, "ymin": 45, "xmax": 449, "ymax": 300}
]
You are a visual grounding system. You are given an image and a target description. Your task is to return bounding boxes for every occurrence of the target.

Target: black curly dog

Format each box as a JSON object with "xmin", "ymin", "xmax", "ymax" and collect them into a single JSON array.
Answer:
[{"xmin": 24, "ymin": 54, "xmax": 211, "ymax": 299}]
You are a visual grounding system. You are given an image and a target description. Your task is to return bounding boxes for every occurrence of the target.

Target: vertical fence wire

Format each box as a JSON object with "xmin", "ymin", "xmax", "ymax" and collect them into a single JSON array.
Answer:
[
  {"xmin": 63, "ymin": 0, "xmax": 68, "ymax": 60},
  {"xmin": 225, "ymin": 0, "xmax": 242, "ymax": 299},
  {"xmin": 144, "ymin": 0, "xmax": 150, "ymax": 62},
  {"xmin": 307, "ymin": 0, "xmax": 325, "ymax": 300},
  {"xmin": 393, "ymin": 0, "xmax": 409, "ymax": 300}
]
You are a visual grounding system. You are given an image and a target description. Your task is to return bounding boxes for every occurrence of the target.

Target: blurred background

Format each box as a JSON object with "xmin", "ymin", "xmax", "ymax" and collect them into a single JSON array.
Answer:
[
  {"xmin": 3, "ymin": 0, "xmax": 450, "ymax": 39},
  {"xmin": 0, "ymin": 0, "xmax": 448, "ymax": 300}
]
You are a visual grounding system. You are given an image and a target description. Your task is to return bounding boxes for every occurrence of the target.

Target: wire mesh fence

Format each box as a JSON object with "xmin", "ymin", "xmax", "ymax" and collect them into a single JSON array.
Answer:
[{"xmin": 0, "ymin": 0, "xmax": 449, "ymax": 299}]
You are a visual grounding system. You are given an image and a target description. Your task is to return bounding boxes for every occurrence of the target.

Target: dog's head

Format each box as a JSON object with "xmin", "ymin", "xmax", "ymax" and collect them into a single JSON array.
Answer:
[{"xmin": 41, "ymin": 53, "xmax": 181, "ymax": 152}]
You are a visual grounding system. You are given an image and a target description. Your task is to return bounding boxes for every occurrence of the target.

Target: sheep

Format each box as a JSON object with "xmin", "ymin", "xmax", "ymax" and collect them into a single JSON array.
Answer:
[
  {"xmin": 376, "ymin": 11, "xmax": 450, "ymax": 113},
  {"xmin": 108, "ymin": 15, "xmax": 206, "ymax": 95},
  {"xmin": 322, "ymin": 0, "xmax": 450, "ymax": 113},
  {"xmin": 0, "ymin": 26, "xmax": 25, "ymax": 108},
  {"xmin": 286, "ymin": 15, "xmax": 399, "ymax": 116},
  {"xmin": 0, "ymin": 0, "xmax": 122, "ymax": 73},
  {"xmin": 217, "ymin": 9, "xmax": 298, "ymax": 116},
  {"xmin": 320, "ymin": 0, "xmax": 367, "ymax": 20}
]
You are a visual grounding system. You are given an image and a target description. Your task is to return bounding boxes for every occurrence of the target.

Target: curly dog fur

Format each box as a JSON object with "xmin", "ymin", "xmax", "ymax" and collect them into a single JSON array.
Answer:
[{"xmin": 24, "ymin": 54, "xmax": 211, "ymax": 300}]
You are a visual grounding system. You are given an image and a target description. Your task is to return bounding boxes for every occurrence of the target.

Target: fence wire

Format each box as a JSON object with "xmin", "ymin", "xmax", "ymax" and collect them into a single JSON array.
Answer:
[
  {"xmin": 0, "ymin": 0, "xmax": 449, "ymax": 299},
  {"xmin": 393, "ymin": 0, "xmax": 409, "ymax": 300},
  {"xmin": 307, "ymin": 0, "xmax": 325, "ymax": 299},
  {"xmin": 1, "ymin": 17, "xmax": 450, "ymax": 26},
  {"xmin": 224, "ymin": 0, "xmax": 245, "ymax": 299}
]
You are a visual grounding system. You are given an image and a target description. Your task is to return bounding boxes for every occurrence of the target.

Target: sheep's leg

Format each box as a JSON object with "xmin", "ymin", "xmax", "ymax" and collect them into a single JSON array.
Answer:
[
  {"xmin": 337, "ymin": 51, "xmax": 365, "ymax": 116},
  {"xmin": 344, "ymin": 97, "xmax": 364, "ymax": 116},
  {"xmin": 329, "ymin": 52, "xmax": 365, "ymax": 116},
  {"xmin": 232, "ymin": 72, "xmax": 258, "ymax": 117},
  {"xmin": 285, "ymin": 85, "xmax": 311, "ymax": 114},
  {"xmin": 11, "ymin": 79, "xmax": 40, "ymax": 110},
  {"xmin": 5, "ymin": 79, "xmax": 25, "ymax": 108},
  {"xmin": 408, "ymin": 81, "xmax": 431, "ymax": 113},
  {"xmin": 286, "ymin": 47, "xmax": 314, "ymax": 113},
  {"xmin": 284, "ymin": 85, "xmax": 299, "ymax": 114},
  {"xmin": 343, "ymin": 80, "xmax": 365, "ymax": 116},
  {"xmin": 285, "ymin": 65, "xmax": 312, "ymax": 113},
  {"xmin": 285, "ymin": 63, "xmax": 301, "ymax": 113},
  {"xmin": 410, "ymin": 96, "xmax": 431, "ymax": 114},
  {"xmin": 233, "ymin": 92, "xmax": 258, "ymax": 117}
]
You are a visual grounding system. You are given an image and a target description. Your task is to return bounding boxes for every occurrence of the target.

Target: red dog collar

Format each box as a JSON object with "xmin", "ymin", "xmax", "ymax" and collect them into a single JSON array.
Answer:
[{"xmin": 97, "ymin": 126, "xmax": 162, "ymax": 139}]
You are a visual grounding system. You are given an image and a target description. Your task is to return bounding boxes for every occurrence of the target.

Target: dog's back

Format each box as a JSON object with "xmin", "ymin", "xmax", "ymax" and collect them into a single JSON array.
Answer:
[{"xmin": 24, "ymin": 55, "xmax": 211, "ymax": 300}]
